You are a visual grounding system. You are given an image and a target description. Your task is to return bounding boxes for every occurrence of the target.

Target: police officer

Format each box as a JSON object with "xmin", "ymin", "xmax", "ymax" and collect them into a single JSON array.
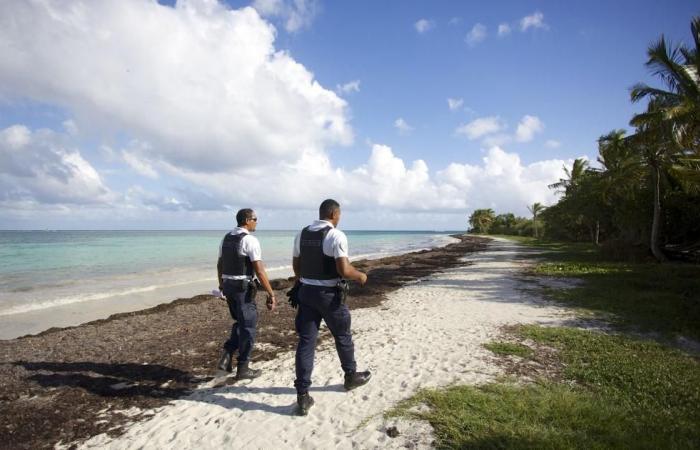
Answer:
[
  {"xmin": 292, "ymin": 199, "xmax": 371, "ymax": 415},
  {"xmin": 217, "ymin": 208, "xmax": 276, "ymax": 380}
]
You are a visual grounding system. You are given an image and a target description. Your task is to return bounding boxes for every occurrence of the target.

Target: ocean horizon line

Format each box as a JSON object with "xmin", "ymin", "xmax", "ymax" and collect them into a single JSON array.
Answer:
[{"xmin": 0, "ymin": 228, "xmax": 467, "ymax": 233}]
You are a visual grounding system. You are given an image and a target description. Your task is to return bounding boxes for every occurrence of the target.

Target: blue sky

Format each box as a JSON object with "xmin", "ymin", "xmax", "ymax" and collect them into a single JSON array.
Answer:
[
  {"xmin": 0, "ymin": 0, "xmax": 697, "ymax": 230},
  {"xmin": 279, "ymin": 0, "xmax": 696, "ymax": 166}
]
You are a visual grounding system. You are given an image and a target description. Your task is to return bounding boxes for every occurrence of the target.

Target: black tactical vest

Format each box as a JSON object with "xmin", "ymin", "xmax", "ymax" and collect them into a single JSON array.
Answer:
[
  {"xmin": 299, "ymin": 226, "xmax": 340, "ymax": 280},
  {"xmin": 220, "ymin": 233, "xmax": 254, "ymax": 277}
]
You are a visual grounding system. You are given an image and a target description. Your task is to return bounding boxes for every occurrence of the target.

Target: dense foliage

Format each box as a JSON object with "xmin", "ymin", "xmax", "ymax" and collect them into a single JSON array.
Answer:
[
  {"xmin": 469, "ymin": 17, "xmax": 700, "ymax": 262},
  {"xmin": 468, "ymin": 209, "xmax": 538, "ymax": 237}
]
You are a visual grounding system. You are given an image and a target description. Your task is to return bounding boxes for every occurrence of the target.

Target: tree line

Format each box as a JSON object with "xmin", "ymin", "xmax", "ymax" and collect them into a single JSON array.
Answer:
[{"xmin": 469, "ymin": 17, "xmax": 700, "ymax": 263}]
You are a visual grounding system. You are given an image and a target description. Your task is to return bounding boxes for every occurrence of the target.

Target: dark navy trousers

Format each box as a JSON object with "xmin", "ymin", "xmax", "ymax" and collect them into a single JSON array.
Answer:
[
  {"xmin": 222, "ymin": 280, "xmax": 257, "ymax": 364},
  {"xmin": 294, "ymin": 284, "xmax": 356, "ymax": 394}
]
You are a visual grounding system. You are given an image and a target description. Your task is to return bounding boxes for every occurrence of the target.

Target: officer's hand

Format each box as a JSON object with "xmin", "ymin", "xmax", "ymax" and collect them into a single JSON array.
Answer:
[
  {"xmin": 358, "ymin": 272, "xmax": 368, "ymax": 286},
  {"xmin": 266, "ymin": 293, "xmax": 276, "ymax": 311}
]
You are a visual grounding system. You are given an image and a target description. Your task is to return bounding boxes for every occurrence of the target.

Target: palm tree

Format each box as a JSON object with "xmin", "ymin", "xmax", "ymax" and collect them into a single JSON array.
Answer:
[
  {"xmin": 629, "ymin": 16, "xmax": 700, "ymax": 261},
  {"xmin": 627, "ymin": 117, "xmax": 676, "ymax": 262},
  {"xmin": 597, "ymin": 130, "xmax": 646, "ymax": 202},
  {"xmin": 630, "ymin": 16, "xmax": 699, "ymax": 153},
  {"xmin": 468, "ymin": 208, "xmax": 495, "ymax": 234},
  {"xmin": 548, "ymin": 158, "xmax": 589, "ymax": 196},
  {"xmin": 527, "ymin": 202, "xmax": 546, "ymax": 238},
  {"xmin": 598, "ymin": 130, "xmax": 635, "ymax": 172}
]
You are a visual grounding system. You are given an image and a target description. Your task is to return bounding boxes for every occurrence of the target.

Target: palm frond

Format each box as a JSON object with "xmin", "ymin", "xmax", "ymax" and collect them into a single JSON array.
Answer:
[
  {"xmin": 629, "ymin": 83, "xmax": 679, "ymax": 103},
  {"xmin": 646, "ymin": 37, "xmax": 685, "ymax": 91},
  {"xmin": 691, "ymin": 16, "xmax": 700, "ymax": 53},
  {"xmin": 630, "ymin": 108, "xmax": 663, "ymax": 128}
]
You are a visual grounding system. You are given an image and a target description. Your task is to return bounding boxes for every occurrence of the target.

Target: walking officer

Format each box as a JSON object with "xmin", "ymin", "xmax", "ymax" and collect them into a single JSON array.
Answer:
[
  {"xmin": 292, "ymin": 199, "xmax": 371, "ymax": 415},
  {"xmin": 217, "ymin": 208, "xmax": 276, "ymax": 380}
]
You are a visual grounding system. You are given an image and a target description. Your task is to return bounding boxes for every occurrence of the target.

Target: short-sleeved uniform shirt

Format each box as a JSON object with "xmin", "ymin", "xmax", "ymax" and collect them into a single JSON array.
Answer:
[
  {"xmin": 293, "ymin": 220, "xmax": 349, "ymax": 287},
  {"xmin": 219, "ymin": 227, "xmax": 261, "ymax": 280}
]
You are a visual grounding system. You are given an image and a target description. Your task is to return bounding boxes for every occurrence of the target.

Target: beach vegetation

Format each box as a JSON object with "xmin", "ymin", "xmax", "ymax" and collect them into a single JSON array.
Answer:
[
  {"xmin": 468, "ymin": 212, "xmax": 537, "ymax": 237},
  {"xmin": 483, "ymin": 341, "xmax": 533, "ymax": 358},
  {"xmin": 514, "ymin": 233, "xmax": 700, "ymax": 341},
  {"xmin": 526, "ymin": 202, "xmax": 545, "ymax": 238},
  {"xmin": 532, "ymin": 249, "xmax": 700, "ymax": 342},
  {"xmin": 392, "ymin": 197, "xmax": 699, "ymax": 449},
  {"xmin": 389, "ymin": 326, "xmax": 700, "ymax": 450},
  {"xmin": 467, "ymin": 209, "xmax": 496, "ymax": 234},
  {"xmin": 473, "ymin": 16, "xmax": 700, "ymax": 263}
]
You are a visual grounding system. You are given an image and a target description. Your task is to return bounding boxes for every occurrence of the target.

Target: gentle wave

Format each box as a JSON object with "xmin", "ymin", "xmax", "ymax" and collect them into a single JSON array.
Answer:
[
  {"xmin": 0, "ymin": 277, "xmax": 214, "ymax": 316},
  {"xmin": 0, "ymin": 233, "xmax": 458, "ymax": 318},
  {"xmin": 351, "ymin": 235, "xmax": 458, "ymax": 261}
]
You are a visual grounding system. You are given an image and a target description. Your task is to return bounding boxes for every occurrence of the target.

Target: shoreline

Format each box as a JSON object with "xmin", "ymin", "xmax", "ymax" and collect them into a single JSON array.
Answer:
[
  {"xmin": 0, "ymin": 234, "xmax": 459, "ymax": 341},
  {"xmin": 0, "ymin": 234, "xmax": 488, "ymax": 450}
]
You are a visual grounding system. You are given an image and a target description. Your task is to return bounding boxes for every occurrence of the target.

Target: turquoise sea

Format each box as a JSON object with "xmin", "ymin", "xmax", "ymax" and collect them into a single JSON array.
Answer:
[{"xmin": 0, "ymin": 230, "xmax": 459, "ymax": 338}]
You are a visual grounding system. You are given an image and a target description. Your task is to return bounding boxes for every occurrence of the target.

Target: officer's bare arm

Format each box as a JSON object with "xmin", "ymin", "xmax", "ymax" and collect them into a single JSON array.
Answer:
[
  {"xmin": 217, "ymin": 257, "xmax": 223, "ymax": 289},
  {"xmin": 292, "ymin": 257, "xmax": 301, "ymax": 280},
  {"xmin": 252, "ymin": 260, "xmax": 276, "ymax": 310},
  {"xmin": 336, "ymin": 257, "xmax": 368, "ymax": 286},
  {"xmin": 252, "ymin": 261, "xmax": 275, "ymax": 296}
]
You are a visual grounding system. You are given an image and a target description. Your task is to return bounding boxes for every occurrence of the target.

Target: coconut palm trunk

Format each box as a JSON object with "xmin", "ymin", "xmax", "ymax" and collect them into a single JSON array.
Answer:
[
  {"xmin": 531, "ymin": 209, "xmax": 538, "ymax": 238},
  {"xmin": 595, "ymin": 220, "xmax": 600, "ymax": 246},
  {"xmin": 527, "ymin": 202, "xmax": 545, "ymax": 239},
  {"xmin": 650, "ymin": 164, "xmax": 668, "ymax": 262}
]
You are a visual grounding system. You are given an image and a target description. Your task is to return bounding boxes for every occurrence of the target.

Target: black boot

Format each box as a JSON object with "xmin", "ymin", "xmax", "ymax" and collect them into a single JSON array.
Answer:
[
  {"xmin": 296, "ymin": 393, "xmax": 314, "ymax": 416},
  {"xmin": 235, "ymin": 361, "xmax": 262, "ymax": 380},
  {"xmin": 217, "ymin": 350, "xmax": 232, "ymax": 373},
  {"xmin": 344, "ymin": 370, "xmax": 372, "ymax": 391}
]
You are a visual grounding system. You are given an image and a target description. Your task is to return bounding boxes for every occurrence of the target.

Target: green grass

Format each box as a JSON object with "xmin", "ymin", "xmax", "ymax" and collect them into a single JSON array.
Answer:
[
  {"xmin": 389, "ymin": 326, "xmax": 700, "ymax": 449},
  {"xmin": 386, "ymin": 238, "xmax": 700, "ymax": 449},
  {"xmin": 390, "ymin": 383, "xmax": 649, "ymax": 449},
  {"xmin": 483, "ymin": 341, "xmax": 533, "ymax": 358},
  {"xmin": 531, "ymin": 255, "xmax": 700, "ymax": 342},
  {"xmin": 488, "ymin": 235, "xmax": 603, "ymax": 262},
  {"xmin": 489, "ymin": 236, "xmax": 700, "ymax": 339}
]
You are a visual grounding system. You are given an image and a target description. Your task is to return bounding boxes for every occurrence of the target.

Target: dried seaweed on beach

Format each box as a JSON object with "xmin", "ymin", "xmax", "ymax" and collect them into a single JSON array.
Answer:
[{"xmin": 0, "ymin": 235, "xmax": 488, "ymax": 450}]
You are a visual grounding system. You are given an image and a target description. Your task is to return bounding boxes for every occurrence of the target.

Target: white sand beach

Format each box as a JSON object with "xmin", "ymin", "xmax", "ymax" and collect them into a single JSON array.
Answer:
[{"xmin": 76, "ymin": 238, "xmax": 571, "ymax": 450}]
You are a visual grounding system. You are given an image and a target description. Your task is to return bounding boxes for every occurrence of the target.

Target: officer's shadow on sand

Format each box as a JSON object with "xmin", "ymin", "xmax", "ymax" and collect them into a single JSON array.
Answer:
[{"xmin": 192, "ymin": 383, "xmax": 344, "ymax": 416}]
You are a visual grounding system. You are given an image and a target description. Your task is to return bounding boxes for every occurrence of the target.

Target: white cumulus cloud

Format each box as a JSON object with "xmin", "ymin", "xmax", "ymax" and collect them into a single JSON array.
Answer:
[
  {"xmin": 252, "ymin": 0, "xmax": 319, "ymax": 32},
  {"xmin": 0, "ymin": 1, "xmax": 572, "ymax": 228},
  {"xmin": 520, "ymin": 11, "xmax": 548, "ymax": 32},
  {"xmin": 414, "ymin": 19, "xmax": 435, "ymax": 34},
  {"xmin": 498, "ymin": 23, "xmax": 511, "ymax": 36},
  {"xmin": 122, "ymin": 149, "xmax": 159, "ymax": 179},
  {"xmin": 437, "ymin": 146, "xmax": 569, "ymax": 214},
  {"xmin": 515, "ymin": 115, "xmax": 545, "ymax": 142},
  {"xmin": 455, "ymin": 116, "xmax": 504, "ymax": 140},
  {"xmin": 466, "ymin": 23, "xmax": 487, "ymax": 46},
  {"xmin": 447, "ymin": 98, "xmax": 464, "ymax": 111},
  {"xmin": 0, "ymin": 0, "xmax": 351, "ymax": 173},
  {"xmin": 167, "ymin": 143, "xmax": 571, "ymax": 216},
  {"xmin": 0, "ymin": 125, "xmax": 113, "ymax": 205},
  {"xmin": 0, "ymin": 121, "xmax": 577, "ymax": 226}
]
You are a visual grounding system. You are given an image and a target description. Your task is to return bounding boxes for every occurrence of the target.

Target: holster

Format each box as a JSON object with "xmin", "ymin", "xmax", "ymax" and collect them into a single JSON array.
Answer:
[
  {"xmin": 248, "ymin": 279, "xmax": 260, "ymax": 300},
  {"xmin": 336, "ymin": 280, "xmax": 349, "ymax": 304}
]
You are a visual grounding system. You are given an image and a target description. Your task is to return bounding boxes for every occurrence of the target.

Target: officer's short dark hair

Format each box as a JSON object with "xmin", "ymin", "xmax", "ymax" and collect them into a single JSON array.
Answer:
[
  {"xmin": 236, "ymin": 208, "xmax": 255, "ymax": 226},
  {"xmin": 319, "ymin": 199, "xmax": 340, "ymax": 219}
]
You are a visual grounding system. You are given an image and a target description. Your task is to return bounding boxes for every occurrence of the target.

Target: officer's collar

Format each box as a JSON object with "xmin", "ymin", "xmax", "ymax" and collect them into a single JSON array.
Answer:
[
  {"xmin": 314, "ymin": 219, "xmax": 335, "ymax": 228},
  {"xmin": 233, "ymin": 226, "xmax": 250, "ymax": 234}
]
